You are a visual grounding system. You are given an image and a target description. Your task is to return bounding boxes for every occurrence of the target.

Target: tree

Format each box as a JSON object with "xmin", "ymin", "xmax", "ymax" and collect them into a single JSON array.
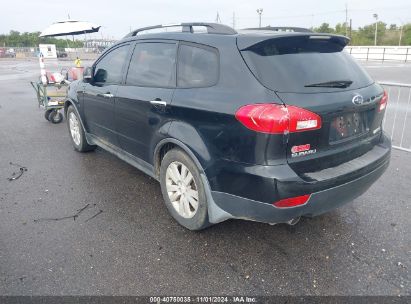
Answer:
[
  {"xmin": 403, "ymin": 23, "xmax": 411, "ymax": 45},
  {"xmin": 314, "ymin": 23, "xmax": 334, "ymax": 33},
  {"xmin": 0, "ymin": 30, "xmax": 84, "ymax": 48},
  {"xmin": 312, "ymin": 20, "xmax": 410, "ymax": 46},
  {"xmin": 334, "ymin": 23, "xmax": 346, "ymax": 35},
  {"xmin": 355, "ymin": 21, "xmax": 386, "ymax": 45}
]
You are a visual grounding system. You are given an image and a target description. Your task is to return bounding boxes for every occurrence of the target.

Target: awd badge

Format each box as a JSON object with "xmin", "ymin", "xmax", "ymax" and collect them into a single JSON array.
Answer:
[{"xmin": 291, "ymin": 144, "xmax": 317, "ymax": 157}]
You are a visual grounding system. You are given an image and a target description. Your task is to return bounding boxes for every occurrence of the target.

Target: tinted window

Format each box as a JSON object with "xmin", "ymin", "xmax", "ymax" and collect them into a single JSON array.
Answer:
[
  {"xmin": 126, "ymin": 43, "xmax": 176, "ymax": 87},
  {"xmin": 241, "ymin": 36, "xmax": 373, "ymax": 93},
  {"xmin": 94, "ymin": 45, "xmax": 129, "ymax": 84},
  {"xmin": 177, "ymin": 44, "xmax": 218, "ymax": 88}
]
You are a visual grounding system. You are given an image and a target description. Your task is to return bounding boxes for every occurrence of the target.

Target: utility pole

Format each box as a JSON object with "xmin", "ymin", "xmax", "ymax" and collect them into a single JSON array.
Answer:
[
  {"xmin": 373, "ymin": 13, "xmax": 378, "ymax": 46},
  {"xmin": 232, "ymin": 12, "xmax": 236, "ymax": 29},
  {"xmin": 256, "ymin": 8, "xmax": 263, "ymax": 28},
  {"xmin": 345, "ymin": 3, "xmax": 348, "ymax": 36},
  {"xmin": 349, "ymin": 19, "xmax": 352, "ymax": 41},
  {"xmin": 216, "ymin": 12, "xmax": 221, "ymax": 23},
  {"xmin": 399, "ymin": 25, "xmax": 403, "ymax": 46}
]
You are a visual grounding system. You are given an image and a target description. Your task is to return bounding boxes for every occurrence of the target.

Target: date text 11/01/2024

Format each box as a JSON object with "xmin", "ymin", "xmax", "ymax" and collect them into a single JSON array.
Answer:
[{"xmin": 149, "ymin": 296, "xmax": 257, "ymax": 303}]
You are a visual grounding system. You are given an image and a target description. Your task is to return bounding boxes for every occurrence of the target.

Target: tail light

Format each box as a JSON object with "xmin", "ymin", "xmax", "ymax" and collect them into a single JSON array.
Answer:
[
  {"xmin": 235, "ymin": 103, "xmax": 321, "ymax": 134},
  {"xmin": 378, "ymin": 90, "xmax": 388, "ymax": 112},
  {"xmin": 273, "ymin": 194, "xmax": 311, "ymax": 208}
]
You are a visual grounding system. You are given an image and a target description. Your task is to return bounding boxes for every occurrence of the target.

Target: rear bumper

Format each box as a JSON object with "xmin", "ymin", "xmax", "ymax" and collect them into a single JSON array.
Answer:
[{"xmin": 208, "ymin": 134, "xmax": 391, "ymax": 224}]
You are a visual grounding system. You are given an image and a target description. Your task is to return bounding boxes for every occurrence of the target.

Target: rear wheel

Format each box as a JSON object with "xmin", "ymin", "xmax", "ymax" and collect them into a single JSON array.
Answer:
[
  {"xmin": 44, "ymin": 109, "xmax": 53, "ymax": 121},
  {"xmin": 66, "ymin": 106, "xmax": 96, "ymax": 152},
  {"xmin": 48, "ymin": 110, "xmax": 63, "ymax": 124},
  {"xmin": 159, "ymin": 149, "xmax": 210, "ymax": 230}
]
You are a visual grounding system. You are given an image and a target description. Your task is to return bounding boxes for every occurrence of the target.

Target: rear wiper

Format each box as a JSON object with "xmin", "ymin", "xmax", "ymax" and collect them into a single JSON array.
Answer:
[{"xmin": 304, "ymin": 80, "xmax": 353, "ymax": 88}]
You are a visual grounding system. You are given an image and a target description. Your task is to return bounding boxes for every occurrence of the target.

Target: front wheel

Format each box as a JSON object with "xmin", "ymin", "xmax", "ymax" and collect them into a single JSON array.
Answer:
[
  {"xmin": 159, "ymin": 149, "xmax": 210, "ymax": 230},
  {"xmin": 66, "ymin": 106, "xmax": 96, "ymax": 152}
]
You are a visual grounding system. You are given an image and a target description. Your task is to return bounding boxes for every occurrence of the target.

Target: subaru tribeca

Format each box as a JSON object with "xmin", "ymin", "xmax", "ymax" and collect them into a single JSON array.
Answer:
[{"xmin": 65, "ymin": 23, "xmax": 391, "ymax": 230}]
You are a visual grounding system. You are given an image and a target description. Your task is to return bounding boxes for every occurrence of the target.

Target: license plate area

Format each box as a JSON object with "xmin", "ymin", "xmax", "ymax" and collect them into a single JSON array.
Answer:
[{"xmin": 329, "ymin": 111, "xmax": 370, "ymax": 143}]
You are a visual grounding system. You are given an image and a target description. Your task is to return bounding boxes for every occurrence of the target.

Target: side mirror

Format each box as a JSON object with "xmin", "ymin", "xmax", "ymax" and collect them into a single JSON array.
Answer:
[{"xmin": 83, "ymin": 67, "xmax": 93, "ymax": 83}]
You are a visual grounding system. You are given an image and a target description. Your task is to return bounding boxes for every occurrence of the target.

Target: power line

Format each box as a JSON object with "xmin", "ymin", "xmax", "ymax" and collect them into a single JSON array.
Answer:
[
  {"xmin": 216, "ymin": 6, "xmax": 411, "ymax": 31},
  {"xmin": 234, "ymin": 5, "xmax": 411, "ymax": 21},
  {"xmin": 235, "ymin": 9, "xmax": 345, "ymax": 20}
]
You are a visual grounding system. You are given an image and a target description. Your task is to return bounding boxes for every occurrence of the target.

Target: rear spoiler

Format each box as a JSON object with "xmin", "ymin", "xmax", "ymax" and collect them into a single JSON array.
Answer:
[{"xmin": 237, "ymin": 33, "xmax": 350, "ymax": 50}]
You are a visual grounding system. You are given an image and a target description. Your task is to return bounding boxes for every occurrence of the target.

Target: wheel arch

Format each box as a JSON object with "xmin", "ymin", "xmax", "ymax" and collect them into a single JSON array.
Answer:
[
  {"xmin": 65, "ymin": 99, "xmax": 83, "ymax": 127},
  {"xmin": 153, "ymin": 120, "xmax": 212, "ymax": 177},
  {"xmin": 153, "ymin": 137, "xmax": 233, "ymax": 224},
  {"xmin": 64, "ymin": 99, "xmax": 92, "ymax": 145},
  {"xmin": 153, "ymin": 138, "xmax": 205, "ymax": 179}
]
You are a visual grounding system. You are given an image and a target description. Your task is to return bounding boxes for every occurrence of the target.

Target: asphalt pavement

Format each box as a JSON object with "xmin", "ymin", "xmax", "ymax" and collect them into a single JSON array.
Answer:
[{"xmin": 0, "ymin": 59, "xmax": 410, "ymax": 296}]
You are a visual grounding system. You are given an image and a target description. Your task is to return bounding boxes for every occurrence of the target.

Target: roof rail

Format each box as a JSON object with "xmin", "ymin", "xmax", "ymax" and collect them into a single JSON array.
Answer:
[
  {"xmin": 244, "ymin": 26, "xmax": 313, "ymax": 33},
  {"xmin": 125, "ymin": 22, "xmax": 237, "ymax": 38}
]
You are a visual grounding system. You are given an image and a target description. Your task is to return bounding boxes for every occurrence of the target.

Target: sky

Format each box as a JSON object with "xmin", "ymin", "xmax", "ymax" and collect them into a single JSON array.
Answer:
[{"xmin": 2, "ymin": 0, "xmax": 411, "ymax": 39}]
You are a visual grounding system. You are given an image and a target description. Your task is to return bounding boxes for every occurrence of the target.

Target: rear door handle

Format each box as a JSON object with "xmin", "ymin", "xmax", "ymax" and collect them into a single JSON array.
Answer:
[
  {"xmin": 149, "ymin": 99, "xmax": 167, "ymax": 107},
  {"xmin": 97, "ymin": 93, "xmax": 114, "ymax": 98}
]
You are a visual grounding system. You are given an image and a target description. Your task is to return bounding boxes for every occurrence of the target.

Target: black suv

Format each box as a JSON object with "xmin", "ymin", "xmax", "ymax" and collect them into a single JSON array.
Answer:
[{"xmin": 65, "ymin": 23, "xmax": 391, "ymax": 230}]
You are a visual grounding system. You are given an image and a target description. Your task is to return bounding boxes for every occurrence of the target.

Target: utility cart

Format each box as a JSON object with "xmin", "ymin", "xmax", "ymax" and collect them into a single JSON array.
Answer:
[{"xmin": 30, "ymin": 80, "xmax": 68, "ymax": 124}]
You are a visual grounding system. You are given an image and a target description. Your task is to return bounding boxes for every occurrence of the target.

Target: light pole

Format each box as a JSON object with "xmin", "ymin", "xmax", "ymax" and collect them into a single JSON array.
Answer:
[
  {"xmin": 256, "ymin": 8, "xmax": 263, "ymax": 28},
  {"xmin": 373, "ymin": 13, "xmax": 378, "ymax": 46}
]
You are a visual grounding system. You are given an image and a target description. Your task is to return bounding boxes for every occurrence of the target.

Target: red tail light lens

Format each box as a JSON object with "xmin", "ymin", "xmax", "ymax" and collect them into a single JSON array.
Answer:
[
  {"xmin": 379, "ymin": 90, "xmax": 388, "ymax": 112},
  {"xmin": 235, "ymin": 103, "xmax": 321, "ymax": 134},
  {"xmin": 273, "ymin": 194, "xmax": 311, "ymax": 208},
  {"xmin": 235, "ymin": 104, "xmax": 288, "ymax": 134}
]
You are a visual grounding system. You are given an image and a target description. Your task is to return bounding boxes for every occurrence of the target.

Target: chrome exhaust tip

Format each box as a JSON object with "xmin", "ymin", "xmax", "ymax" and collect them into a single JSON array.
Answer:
[{"xmin": 286, "ymin": 217, "xmax": 301, "ymax": 226}]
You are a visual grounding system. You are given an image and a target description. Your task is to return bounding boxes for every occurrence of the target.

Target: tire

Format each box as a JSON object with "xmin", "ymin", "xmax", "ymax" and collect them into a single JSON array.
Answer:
[
  {"xmin": 159, "ymin": 148, "xmax": 211, "ymax": 230},
  {"xmin": 48, "ymin": 111, "xmax": 63, "ymax": 124},
  {"xmin": 44, "ymin": 109, "xmax": 53, "ymax": 121},
  {"xmin": 66, "ymin": 106, "xmax": 96, "ymax": 152}
]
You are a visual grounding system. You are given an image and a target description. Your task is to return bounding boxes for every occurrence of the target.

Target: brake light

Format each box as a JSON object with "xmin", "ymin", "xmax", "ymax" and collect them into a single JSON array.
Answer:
[
  {"xmin": 273, "ymin": 194, "xmax": 311, "ymax": 208},
  {"xmin": 379, "ymin": 90, "xmax": 388, "ymax": 112},
  {"xmin": 235, "ymin": 104, "xmax": 321, "ymax": 134}
]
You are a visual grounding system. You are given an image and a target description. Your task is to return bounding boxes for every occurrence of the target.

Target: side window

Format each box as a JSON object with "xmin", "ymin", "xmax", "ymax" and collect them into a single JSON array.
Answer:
[
  {"xmin": 177, "ymin": 44, "xmax": 219, "ymax": 88},
  {"xmin": 126, "ymin": 43, "xmax": 176, "ymax": 88},
  {"xmin": 94, "ymin": 45, "xmax": 129, "ymax": 84}
]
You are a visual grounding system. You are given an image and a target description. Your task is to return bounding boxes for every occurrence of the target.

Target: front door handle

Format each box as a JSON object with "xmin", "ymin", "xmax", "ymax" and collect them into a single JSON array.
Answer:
[
  {"xmin": 97, "ymin": 93, "xmax": 114, "ymax": 98},
  {"xmin": 149, "ymin": 99, "xmax": 167, "ymax": 107}
]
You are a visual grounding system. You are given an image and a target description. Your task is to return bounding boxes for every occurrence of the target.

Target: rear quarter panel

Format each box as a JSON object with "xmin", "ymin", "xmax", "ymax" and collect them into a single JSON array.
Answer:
[{"xmin": 168, "ymin": 36, "xmax": 287, "ymax": 170}]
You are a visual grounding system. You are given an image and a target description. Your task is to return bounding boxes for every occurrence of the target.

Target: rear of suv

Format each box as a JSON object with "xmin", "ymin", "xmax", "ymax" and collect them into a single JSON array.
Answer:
[{"xmin": 64, "ymin": 23, "xmax": 391, "ymax": 230}]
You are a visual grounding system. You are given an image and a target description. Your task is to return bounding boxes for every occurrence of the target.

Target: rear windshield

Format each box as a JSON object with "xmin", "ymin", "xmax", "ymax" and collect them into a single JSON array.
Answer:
[{"xmin": 241, "ymin": 36, "xmax": 373, "ymax": 93}]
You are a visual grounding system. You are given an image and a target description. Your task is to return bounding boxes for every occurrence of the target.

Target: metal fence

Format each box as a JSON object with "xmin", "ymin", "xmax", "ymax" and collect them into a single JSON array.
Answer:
[
  {"xmin": 346, "ymin": 46, "xmax": 411, "ymax": 63},
  {"xmin": 2, "ymin": 45, "xmax": 411, "ymax": 62},
  {"xmin": 0, "ymin": 47, "xmax": 101, "ymax": 60},
  {"xmin": 380, "ymin": 82, "xmax": 411, "ymax": 152}
]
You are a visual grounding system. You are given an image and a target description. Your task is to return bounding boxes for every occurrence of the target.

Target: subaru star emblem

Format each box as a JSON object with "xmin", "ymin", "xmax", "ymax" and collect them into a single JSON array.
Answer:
[{"xmin": 352, "ymin": 94, "xmax": 364, "ymax": 105}]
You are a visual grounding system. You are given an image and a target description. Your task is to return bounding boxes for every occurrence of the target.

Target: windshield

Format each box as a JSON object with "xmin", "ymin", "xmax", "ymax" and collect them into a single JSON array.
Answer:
[{"xmin": 241, "ymin": 36, "xmax": 373, "ymax": 93}]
